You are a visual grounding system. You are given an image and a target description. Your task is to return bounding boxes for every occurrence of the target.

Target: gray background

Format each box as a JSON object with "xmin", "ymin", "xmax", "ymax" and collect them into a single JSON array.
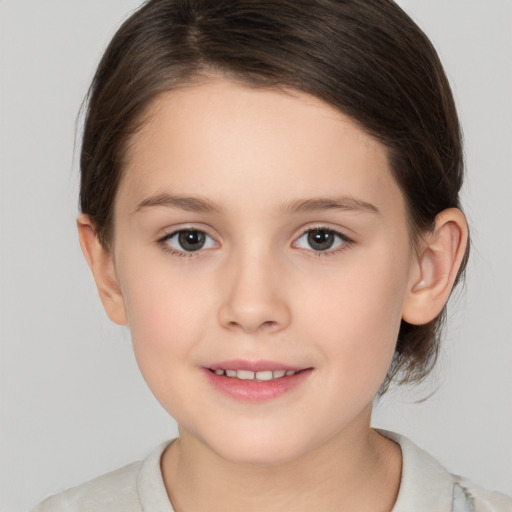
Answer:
[{"xmin": 0, "ymin": 1, "xmax": 511, "ymax": 510}]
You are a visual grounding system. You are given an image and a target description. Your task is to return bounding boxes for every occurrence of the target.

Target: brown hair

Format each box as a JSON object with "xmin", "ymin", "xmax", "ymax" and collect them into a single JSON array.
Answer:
[{"xmin": 80, "ymin": 0, "xmax": 469, "ymax": 391}]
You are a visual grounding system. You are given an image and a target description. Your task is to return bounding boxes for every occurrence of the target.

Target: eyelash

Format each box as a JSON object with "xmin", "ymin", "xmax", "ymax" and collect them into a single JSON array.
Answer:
[
  {"xmin": 293, "ymin": 227, "xmax": 354, "ymax": 257},
  {"xmin": 157, "ymin": 229, "xmax": 217, "ymax": 258},
  {"xmin": 157, "ymin": 227, "xmax": 354, "ymax": 258}
]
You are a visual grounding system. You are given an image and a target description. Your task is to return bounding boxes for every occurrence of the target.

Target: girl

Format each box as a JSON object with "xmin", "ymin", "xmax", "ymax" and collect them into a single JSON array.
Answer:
[{"xmin": 31, "ymin": 0, "xmax": 511, "ymax": 511}]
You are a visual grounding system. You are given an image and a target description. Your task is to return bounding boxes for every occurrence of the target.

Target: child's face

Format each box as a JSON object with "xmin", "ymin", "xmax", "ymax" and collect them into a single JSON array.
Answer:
[{"xmin": 110, "ymin": 78, "xmax": 419, "ymax": 464}]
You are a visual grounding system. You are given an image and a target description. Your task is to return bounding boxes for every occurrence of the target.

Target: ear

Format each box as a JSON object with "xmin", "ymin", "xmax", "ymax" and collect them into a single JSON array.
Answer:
[
  {"xmin": 77, "ymin": 214, "xmax": 128, "ymax": 325},
  {"xmin": 402, "ymin": 208, "xmax": 468, "ymax": 325}
]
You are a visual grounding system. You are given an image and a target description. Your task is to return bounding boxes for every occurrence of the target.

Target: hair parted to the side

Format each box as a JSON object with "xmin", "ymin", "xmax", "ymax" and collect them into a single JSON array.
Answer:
[{"xmin": 79, "ymin": 0, "xmax": 469, "ymax": 392}]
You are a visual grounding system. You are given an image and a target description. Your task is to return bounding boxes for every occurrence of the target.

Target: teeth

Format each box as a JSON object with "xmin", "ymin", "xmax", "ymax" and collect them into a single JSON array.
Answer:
[
  {"xmin": 255, "ymin": 370, "xmax": 273, "ymax": 381},
  {"xmin": 212, "ymin": 369, "xmax": 299, "ymax": 381}
]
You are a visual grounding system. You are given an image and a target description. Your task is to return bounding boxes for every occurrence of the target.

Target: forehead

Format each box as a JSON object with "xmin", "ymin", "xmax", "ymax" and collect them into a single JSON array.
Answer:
[{"xmin": 117, "ymin": 78, "xmax": 404, "ymax": 218}]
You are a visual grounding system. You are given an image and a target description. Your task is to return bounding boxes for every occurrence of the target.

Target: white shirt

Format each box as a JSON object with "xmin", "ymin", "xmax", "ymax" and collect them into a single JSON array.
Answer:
[{"xmin": 32, "ymin": 431, "xmax": 512, "ymax": 512}]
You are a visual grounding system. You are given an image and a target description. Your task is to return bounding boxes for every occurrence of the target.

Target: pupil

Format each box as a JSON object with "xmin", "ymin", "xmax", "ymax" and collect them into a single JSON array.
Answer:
[
  {"xmin": 308, "ymin": 229, "xmax": 334, "ymax": 251},
  {"xmin": 179, "ymin": 230, "xmax": 205, "ymax": 251}
]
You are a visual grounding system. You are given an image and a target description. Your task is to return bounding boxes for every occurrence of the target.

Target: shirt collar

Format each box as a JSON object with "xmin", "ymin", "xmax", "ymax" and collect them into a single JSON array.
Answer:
[
  {"xmin": 139, "ymin": 432, "xmax": 457, "ymax": 512},
  {"xmin": 378, "ymin": 430, "xmax": 455, "ymax": 512}
]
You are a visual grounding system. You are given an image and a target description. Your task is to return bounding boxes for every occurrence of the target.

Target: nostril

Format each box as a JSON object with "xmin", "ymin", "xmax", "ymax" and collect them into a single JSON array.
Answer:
[
  {"xmin": 218, "ymin": 298, "xmax": 291, "ymax": 334},
  {"xmin": 261, "ymin": 320, "xmax": 277, "ymax": 330},
  {"xmin": 227, "ymin": 319, "xmax": 277, "ymax": 332},
  {"xmin": 255, "ymin": 320, "xmax": 279, "ymax": 331}
]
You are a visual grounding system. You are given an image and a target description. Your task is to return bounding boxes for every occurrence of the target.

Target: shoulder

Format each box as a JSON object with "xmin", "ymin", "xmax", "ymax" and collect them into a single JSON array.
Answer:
[
  {"xmin": 377, "ymin": 430, "xmax": 512, "ymax": 512},
  {"xmin": 454, "ymin": 476, "xmax": 512, "ymax": 512},
  {"xmin": 31, "ymin": 441, "xmax": 173, "ymax": 512},
  {"xmin": 31, "ymin": 460, "xmax": 143, "ymax": 512}
]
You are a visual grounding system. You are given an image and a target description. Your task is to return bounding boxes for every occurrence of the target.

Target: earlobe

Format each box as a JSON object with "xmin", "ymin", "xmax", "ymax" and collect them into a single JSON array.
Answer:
[
  {"xmin": 402, "ymin": 208, "xmax": 468, "ymax": 326},
  {"xmin": 77, "ymin": 214, "xmax": 128, "ymax": 325}
]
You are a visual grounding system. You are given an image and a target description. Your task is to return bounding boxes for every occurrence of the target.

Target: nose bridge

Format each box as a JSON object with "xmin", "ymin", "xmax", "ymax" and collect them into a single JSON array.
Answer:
[{"xmin": 217, "ymin": 240, "xmax": 291, "ymax": 334}]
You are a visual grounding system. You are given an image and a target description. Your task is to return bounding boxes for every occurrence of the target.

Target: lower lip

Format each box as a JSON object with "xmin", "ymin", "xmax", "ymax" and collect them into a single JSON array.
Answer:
[{"xmin": 202, "ymin": 368, "xmax": 312, "ymax": 402}]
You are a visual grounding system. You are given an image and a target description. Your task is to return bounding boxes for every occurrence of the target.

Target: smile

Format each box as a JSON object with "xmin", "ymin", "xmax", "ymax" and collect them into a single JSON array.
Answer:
[
  {"xmin": 210, "ymin": 369, "xmax": 299, "ymax": 381},
  {"xmin": 203, "ymin": 363, "xmax": 312, "ymax": 402}
]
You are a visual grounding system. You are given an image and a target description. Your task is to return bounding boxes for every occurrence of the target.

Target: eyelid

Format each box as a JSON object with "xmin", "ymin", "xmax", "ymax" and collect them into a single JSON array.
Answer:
[
  {"xmin": 292, "ymin": 225, "xmax": 355, "ymax": 255},
  {"xmin": 157, "ymin": 225, "xmax": 219, "ymax": 256},
  {"xmin": 293, "ymin": 223, "xmax": 355, "ymax": 241},
  {"xmin": 155, "ymin": 223, "xmax": 354, "ymax": 258},
  {"xmin": 157, "ymin": 222, "xmax": 219, "ymax": 241}
]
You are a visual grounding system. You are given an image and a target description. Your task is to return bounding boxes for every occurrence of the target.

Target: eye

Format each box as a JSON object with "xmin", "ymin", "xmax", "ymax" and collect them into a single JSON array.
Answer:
[
  {"xmin": 294, "ymin": 228, "xmax": 349, "ymax": 252},
  {"xmin": 161, "ymin": 229, "xmax": 217, "ymax": 253}
]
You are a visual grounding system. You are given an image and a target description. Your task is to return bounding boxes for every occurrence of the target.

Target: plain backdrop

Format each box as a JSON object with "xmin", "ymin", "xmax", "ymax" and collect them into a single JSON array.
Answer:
[{"xmin": 0, "ymin": 1, "xmax": 511, "ymax": 510}]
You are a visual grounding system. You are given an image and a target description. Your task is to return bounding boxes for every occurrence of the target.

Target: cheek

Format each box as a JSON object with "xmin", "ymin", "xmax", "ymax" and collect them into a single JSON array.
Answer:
[
  {"xmin": 117, "ymin": 256, "xmax": 211, "ymax": 379},
  {"xmin": 302, "ymin": 251, "xmax": 410, "ymax": 384}
]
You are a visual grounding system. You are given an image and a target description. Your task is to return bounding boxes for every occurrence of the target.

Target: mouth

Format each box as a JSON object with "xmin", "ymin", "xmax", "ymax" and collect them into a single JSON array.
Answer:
[
  {"xmin": 208, "ymin": 368, "xmax": 302, "ymax": 381},
  {"xmin": 203, "ymin": 362, "xmax": 313, "ymax": 402}
]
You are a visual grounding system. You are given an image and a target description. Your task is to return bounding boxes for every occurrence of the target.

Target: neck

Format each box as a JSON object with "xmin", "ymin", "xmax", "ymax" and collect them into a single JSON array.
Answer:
[{"xmin": 161, "ymin": 410, "xmax": 401, "ymax": 512}]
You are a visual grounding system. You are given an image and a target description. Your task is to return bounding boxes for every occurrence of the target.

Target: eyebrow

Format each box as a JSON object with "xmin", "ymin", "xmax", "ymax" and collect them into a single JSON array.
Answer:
[
  {"xmin": 281, "ymin": 196, "xmax": 381, "ymax": 216},
  {"xmin": 134, "ymin": 193, "xmax": 223, "ymax": 214},
  {"xmin": 134, "ymin": 193, "xmax": 380, "ymax": 216}
]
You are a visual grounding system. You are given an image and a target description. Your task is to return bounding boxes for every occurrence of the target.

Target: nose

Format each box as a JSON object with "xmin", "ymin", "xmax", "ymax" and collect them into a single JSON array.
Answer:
[{"xmin": 217, "ymin": 249, "xmax": 291, "ymax": 334}]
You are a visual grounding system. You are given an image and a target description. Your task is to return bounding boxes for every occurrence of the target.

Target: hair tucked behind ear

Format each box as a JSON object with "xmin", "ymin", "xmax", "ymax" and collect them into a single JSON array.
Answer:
[{"xmin": 80, "ymin": 0, "xmax": 469, "ymax": 392}]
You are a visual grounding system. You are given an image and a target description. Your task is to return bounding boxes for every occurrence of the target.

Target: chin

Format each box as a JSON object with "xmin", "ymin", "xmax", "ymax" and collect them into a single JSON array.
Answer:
[{"xmin": 202, "ymin": 426, "xmax": 317, "ymax": 467}]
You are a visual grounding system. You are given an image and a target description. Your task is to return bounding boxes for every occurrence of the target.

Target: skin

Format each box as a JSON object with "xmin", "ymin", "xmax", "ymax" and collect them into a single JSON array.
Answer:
[{"xmin": 78, "ymin": 78, "xmax": 468, "ymax": 511}]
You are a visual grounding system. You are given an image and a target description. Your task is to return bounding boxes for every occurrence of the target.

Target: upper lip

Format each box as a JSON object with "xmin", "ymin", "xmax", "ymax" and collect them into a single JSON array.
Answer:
[{"xmin": 207, "ymin": 360, "xmax": 306, "ymax": 372}]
